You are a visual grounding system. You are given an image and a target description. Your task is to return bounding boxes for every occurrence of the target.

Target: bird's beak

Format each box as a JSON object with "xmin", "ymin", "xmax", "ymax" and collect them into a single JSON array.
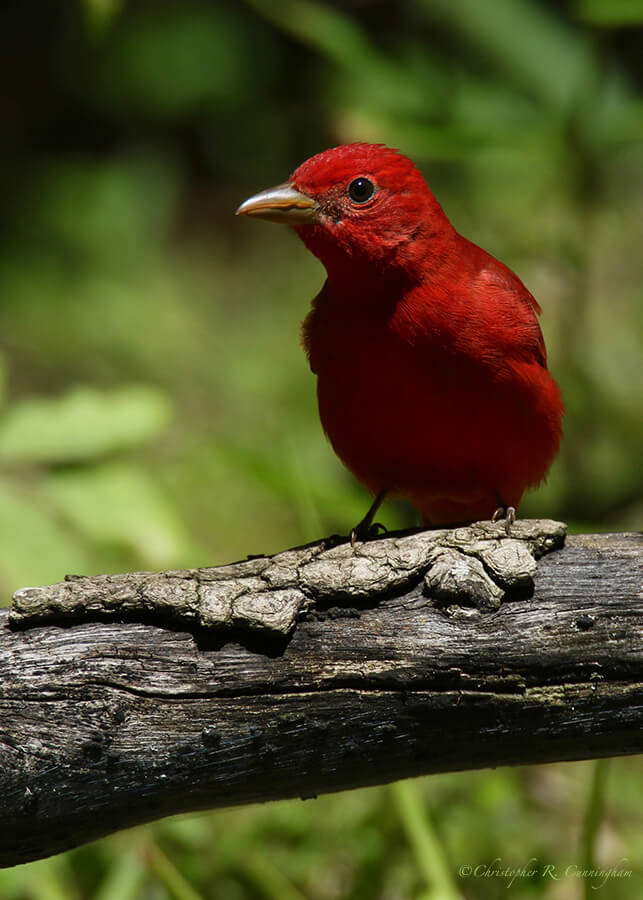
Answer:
[{"xmin": 236, "ymin": 182, "xmax": 319, "ymax": 226}]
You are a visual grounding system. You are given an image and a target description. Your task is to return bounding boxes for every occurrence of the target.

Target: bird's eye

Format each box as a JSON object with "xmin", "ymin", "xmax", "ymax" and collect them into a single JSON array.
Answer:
[{"xmin": 347, "ymin": 177, "xmax": 375, "ymax": 204}]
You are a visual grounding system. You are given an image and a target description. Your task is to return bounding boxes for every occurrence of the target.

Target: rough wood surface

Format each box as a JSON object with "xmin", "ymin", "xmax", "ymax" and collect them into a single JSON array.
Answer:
[
  {"xmin": 9, "ymin": 520, "xmax": 566, "ymax": 635},
  {"xmin": 0, "ymin": 523, "xmax": 641, "ymax": 867}
]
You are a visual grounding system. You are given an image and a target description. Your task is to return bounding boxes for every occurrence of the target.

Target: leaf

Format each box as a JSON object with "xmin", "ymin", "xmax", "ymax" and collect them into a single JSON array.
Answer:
[
  {"xmin": 577, "ymin": 0, "xmax": 643, "ymax": 26},
  {"xmin": 94, "ymin": 6, "xmax": 251, "ymax": 116},
  {"xmin": 0, "ymin": 477, "xmax": 90, "ymax": 602},
  {"xmin": 45, "ymin": 462, "xmax": 193, "ymax": 567},
  {"xmin": 143, "ymin": 842, "xmax": 205, "ymax": 900},
  {"xmin": 92, "ymin": 847, "xmax": 147, "ymax": 900},
  {"xmin": 418, "ymin": 0, "xmax": 598, "ymax": 111},
  {"xmin": 14, "ymin": 157, "xmax": 181, "ymax": 264},
  {"xmin": 0, "ymin": 354, "xmax": 6, "ymax": 411},
  {"xmin": 247, "ymin": 0, "xmax": 428, "ymax": 114},
  {"xmin": 0, "ymin": 385, "xmax": 172, "ymax": 465}
]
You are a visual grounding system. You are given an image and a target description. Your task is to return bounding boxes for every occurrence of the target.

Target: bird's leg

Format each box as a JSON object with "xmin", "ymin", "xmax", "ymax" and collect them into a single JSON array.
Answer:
[
  {"xmin": 492, "ymin": 503, "xmax": 516, "ymax": 536},
  {"xmin": 350, "ymin": 489, "xmax": 389, "ymax": 545}
]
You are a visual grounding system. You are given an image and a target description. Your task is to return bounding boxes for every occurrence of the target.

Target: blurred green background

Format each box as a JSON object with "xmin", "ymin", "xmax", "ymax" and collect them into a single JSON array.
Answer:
[{"xmin": 1, "ymin": 0, "xmax": 641, "ymax": 897}]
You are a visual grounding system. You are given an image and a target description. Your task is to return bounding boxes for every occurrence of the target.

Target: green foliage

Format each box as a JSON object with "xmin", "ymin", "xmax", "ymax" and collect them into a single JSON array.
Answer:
[
  {"xmin": 0, "ymin": 385, "xmax": 171, "ymax": 464},
  {"xmin": 578, "ymin": 0, "xmax": 643, "ymax": 25},
  {"xmin": 83, "ymin": 0, "xmax": 124, "ymax": 36},
  {"xmin": 0, "ymin": 378, "xmax": 191, "ymax": 593},
  {"xmin": 94, "ymin": 5, "xmax": 252, "ymax": 117},
  {"xmin": 1, "ymin": 764, "xmax": 640, "ymax": 898},
  {"xmin": 0, "ymin": 0, "xmax": 641, "ymax": 895},
  {"xmin": 0, "ymin": 474, "xmax": 92, "ymax": 596}
]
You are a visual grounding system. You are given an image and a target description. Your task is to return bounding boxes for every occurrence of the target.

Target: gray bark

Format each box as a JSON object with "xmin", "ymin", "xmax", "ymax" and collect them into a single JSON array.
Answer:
[{"xmin": 0, "ymin": 521, "xmax": 641, "ymax": 867}]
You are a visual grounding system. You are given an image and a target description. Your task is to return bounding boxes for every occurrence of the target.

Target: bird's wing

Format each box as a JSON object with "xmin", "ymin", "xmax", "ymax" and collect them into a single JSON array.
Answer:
[{"xmin": 474, "ymin": 258, "xmax": 548, "ymax": 368}]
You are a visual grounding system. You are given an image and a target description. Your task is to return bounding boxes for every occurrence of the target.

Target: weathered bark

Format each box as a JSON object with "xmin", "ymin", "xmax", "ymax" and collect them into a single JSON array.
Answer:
[{"xmin": 0, "ymin": 522, "xmax": 641, "ymax": 867}]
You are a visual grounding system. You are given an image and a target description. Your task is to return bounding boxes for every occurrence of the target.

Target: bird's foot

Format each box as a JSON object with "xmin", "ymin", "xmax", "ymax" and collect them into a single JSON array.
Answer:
[
  {"xmin": 349, "ymin": 489, "xmax": 389, "ymax": 546},
  {"xmin": 350, "ymin": 521, "xmax": 388, "ymax": 546},
  {"xmin": 492, "ymin": 505, "xmax": 516, "ymax": 536},
  {"xmin": 320, "ymin": 519, "xmax": 388, "ymax": 551}
]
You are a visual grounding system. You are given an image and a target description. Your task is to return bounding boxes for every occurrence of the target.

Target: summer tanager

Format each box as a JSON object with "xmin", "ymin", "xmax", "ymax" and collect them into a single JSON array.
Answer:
[{"xmin": 237, "ymin": 143, "xmax": 563, "ymax": 537}]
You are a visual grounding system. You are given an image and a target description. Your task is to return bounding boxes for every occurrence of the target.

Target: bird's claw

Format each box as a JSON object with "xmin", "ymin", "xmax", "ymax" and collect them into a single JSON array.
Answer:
[
  {"xmin": 492, "ymin": 505, "xmax": 516, "ymax": 536},
  {"xmin": 350, "ymin": 521, "xmax": 388, "ymax": 546}
]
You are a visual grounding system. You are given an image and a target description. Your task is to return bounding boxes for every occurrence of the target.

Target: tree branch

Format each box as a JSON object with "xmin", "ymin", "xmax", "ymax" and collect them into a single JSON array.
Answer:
[{"xmin": 0, "ymin": 521, "xmax": 641, "ymax": 867}]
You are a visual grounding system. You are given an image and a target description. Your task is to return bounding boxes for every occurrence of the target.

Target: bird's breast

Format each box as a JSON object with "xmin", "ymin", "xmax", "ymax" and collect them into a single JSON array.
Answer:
[
  {"xmin": 308, "ymin": 306, "xmax": 560, "ymax": 507},
  {"xmin": 312, "ymin": 320, "xmax": 464, "ymax": 485}
]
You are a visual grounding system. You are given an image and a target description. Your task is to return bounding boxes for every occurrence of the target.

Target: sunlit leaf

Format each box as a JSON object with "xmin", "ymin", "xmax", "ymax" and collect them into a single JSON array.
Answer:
[
  {"xmin": 419, "ymin": 0, "xmax": 598, "ymax": 111},
  {"xmin": 143, "ymin": 841, "xmax": 205, "ymax": 900},
  {"xmin": 0, "ymin": 386, "xmax": 172, "ymax": 465},
  {"xmin": 0, "ymin": 855, "xmax": 82, "ymax": 900},
  {"xmin": 16, "ymin": 157, "xmax": 181, "ymax": 262},
  {"xmin": 0, "ymin": 477, "xmax": 90, "ymax": 602},
  {"xmin": 92, "ymin": 847, "xmax": 147, "ymax": 900},
  {"xmin": 0, "ymin": 354, "xmax": 6, "ymax": 411},
  {"xmin": 577, "ymin": 0, "xmax": 643, "ymax": 25},
  {"xmin": 247, "ymin": 0, "xmax": 428, "ymax": 114},
  {"xmin": 45, "ymin": 462, "xmax": 193, "ymax": 568}
]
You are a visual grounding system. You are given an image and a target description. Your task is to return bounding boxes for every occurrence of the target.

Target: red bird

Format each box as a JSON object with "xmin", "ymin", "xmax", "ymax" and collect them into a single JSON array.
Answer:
[{"xmin": 237, "ymin": 144, "xmax": 563, "ymax": 537}]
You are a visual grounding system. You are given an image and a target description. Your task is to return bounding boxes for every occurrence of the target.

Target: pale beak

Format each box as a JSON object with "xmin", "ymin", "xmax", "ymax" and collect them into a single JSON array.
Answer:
[{"xmin": 236, "ymin": 182, "xmax": 319, "ymax": 225}]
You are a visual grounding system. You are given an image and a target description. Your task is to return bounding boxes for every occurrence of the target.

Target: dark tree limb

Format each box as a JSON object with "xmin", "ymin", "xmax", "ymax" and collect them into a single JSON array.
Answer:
[{"xmin": 0, "ymin": 521, "xmax": 641, "ymax": 867}]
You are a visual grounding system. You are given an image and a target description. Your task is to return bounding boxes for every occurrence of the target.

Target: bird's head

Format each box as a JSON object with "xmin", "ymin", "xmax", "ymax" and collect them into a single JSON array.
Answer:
[{"xmin": 237, "ymin": 143, "xmax": 453, "ymax": 283}]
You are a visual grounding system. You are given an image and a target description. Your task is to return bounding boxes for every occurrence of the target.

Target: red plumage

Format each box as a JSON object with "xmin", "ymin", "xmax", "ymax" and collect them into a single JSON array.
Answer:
[{"xmin": 241, "ymin": 143, "xmax": 564, "ymax": 527}]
